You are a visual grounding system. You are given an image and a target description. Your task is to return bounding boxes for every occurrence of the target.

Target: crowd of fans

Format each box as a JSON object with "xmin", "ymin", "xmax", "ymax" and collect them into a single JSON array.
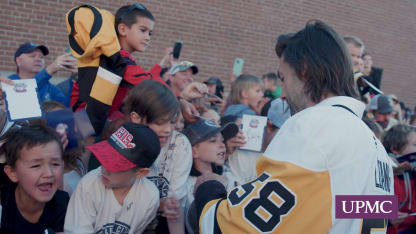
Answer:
[{"xmin": 0, "ymin": 3, "xmax": 415, "ymax": 234}]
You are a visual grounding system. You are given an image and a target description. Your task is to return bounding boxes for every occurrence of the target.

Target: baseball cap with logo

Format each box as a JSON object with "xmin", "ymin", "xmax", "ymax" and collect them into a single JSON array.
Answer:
[
  {"xmin": 183, "ymin": 119, "xmax": 239, "ymax": 146},
  {"xmin": 267, "ymin": 98, "xmax": 291, "ymax": 128},
  {"xmin": 169, "ymin": 61, "xmax": 198, "ymax": 75},
  {"xmin": 369, "ymin": 94, "xmax": 394, "ymax": 114},
  {"xmin": 87, "ymin": 122, "xmax": 161, "ymax": 172},
  {"xmin": 14, "ymin": 42, "xmax": 49, "ymax": 61}
]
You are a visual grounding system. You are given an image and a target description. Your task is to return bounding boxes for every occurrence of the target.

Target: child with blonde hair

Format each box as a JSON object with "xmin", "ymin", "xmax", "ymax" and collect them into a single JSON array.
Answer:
[{"xmin": 224, "ymin": 74, "xmax": 264, "ymax": 117}]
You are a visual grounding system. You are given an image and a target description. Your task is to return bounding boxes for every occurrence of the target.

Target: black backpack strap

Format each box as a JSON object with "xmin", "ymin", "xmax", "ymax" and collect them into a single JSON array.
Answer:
[
  {"xmin": 332, "ymin": 104, "xmax": 358, "ymax": 117},
  {"xmin": 67, "ymin": 5, "xmax": 103, "ymax": 55}
]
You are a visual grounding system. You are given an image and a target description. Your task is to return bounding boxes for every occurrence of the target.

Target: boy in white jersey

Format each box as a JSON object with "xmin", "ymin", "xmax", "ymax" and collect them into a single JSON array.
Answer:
[{"xmin": 64, "ymin": 122, "xmax": 161, "ymax": 234}]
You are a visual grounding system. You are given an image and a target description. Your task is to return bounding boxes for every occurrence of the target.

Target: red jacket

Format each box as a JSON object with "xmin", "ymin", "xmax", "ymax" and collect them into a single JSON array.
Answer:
[
  {"xmin": 387, "ymin": 173, "xmax": 416, "ymax": 234},
  {"xmin": 70, "ymin": 49, "xmax": 167, "ymax": 113}
]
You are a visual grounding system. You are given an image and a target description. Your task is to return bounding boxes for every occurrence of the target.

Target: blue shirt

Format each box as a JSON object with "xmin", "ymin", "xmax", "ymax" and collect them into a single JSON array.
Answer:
[{"xmin": 9, "ymin": 69, "xmax": 69, "ymax": 106}]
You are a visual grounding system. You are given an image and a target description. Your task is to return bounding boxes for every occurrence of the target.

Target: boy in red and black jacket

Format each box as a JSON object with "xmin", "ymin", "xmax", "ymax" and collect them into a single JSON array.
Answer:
[{"xmin": 70, "ymin": 3, "xmax": 174, "ymax": 115}]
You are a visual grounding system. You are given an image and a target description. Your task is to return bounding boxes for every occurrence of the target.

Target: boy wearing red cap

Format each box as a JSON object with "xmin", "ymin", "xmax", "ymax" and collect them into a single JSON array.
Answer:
[{"xmin": 64, "ymin": 122, "xmax": 161, "ymax": 234}]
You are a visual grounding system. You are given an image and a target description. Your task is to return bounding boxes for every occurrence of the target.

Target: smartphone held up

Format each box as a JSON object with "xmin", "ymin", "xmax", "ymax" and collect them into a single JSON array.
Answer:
[{"xmin": 173, "ymin": 41, "xmax": 183, "ymax": 59}]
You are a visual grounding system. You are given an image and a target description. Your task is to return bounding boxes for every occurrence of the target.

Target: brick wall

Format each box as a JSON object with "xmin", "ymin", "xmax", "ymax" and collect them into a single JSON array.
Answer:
[{"xmin": 1, "ymin": 0, "xmax": 415, "ymax": 108}]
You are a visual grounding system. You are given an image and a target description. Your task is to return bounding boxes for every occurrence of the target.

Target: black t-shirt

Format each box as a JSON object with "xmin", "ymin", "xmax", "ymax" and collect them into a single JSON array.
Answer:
[{"xmin": 0, "ymin": 182, "xmax": 69, "ymax": 234}]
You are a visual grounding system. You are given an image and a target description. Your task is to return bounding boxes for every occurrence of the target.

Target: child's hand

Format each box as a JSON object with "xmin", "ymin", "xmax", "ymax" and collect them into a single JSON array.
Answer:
[
  {"xmin": 393, "ymin": 161, "xmax": 413, "ymax": 175},
  {"xmin": 160, "ymin": 47, "xmax": 178, "ymax": 67},
  {"xmin": 59, "ymin": 132, "xmax": 69, "ymax": 150},
  {"xmin": 227, "ymin": 130, "xmax": 246, "ymax": 149},
  {"xmin": 161, "ymin": 197, "xmax": 181, "ymax": 222},
  {"xmin": 389, "ymin": 211, "xmax": 408, "ymax": 226}
]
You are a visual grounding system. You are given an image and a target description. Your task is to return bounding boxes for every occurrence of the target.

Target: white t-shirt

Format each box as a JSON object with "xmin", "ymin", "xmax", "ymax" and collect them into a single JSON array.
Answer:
[
  {"xmin": 64, "ymin": 167, "xmax": 159, "ymax": 234},
  {"xmin": 226, "ymin": 149, "xmax": 261, "ymax": 185},
  {"xmin": 146, "ymin": 130, "xmax": 192, "ymax": 203}
]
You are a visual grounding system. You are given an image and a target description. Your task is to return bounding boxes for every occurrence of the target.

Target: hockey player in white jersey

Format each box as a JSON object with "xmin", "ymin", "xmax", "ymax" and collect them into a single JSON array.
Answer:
[{"xmin": 191, "ymin": 20, "xmax": 394, "ymax": 234}]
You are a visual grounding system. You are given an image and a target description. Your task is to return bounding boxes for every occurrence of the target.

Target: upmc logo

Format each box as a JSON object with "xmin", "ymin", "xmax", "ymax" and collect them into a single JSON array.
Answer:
[{"xmin": 335, "ymin": 195, "xmax": 398, "ymax": 219}]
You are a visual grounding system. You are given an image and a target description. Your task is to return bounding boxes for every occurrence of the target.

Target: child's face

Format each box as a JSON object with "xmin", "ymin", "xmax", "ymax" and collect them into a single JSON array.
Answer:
[
  {"xmin": 195, "ymin": 133, "xmax": 226, "ymax": 165},
  {"xmin": 147, "ymin": 115, "xmax": 175, "ymax": 147},
  {"xmin": 124, "ymin": 16, "xmax": 154, "ymax": 52},
  {"xmin": 207, "ymin": 84, "xmax": 216, "ymax": 95},
  {"xmin": 401, "ymin": 131, "xmax": 416, "ymax": 155},
  {"xmin": 202, "ymin": 110, "xmax": 220, "ymax": 126},
  {"xmin": 101, "ymin": 167, "xmax": 138, "ymax": 188},
  {"xmin": 246, "ymin": 83, "xmax": 263, "ymax": 110},
  {"xmin": 7, "ymin": 142, "xmax": 63, "ymax": 203},
  {"xmin": 174, "ymin": 113, "xmax": 185, "ymax": 132},
  {"xmin": 262, "ymin": 79, "xmax": 275, "ymax": 92}
]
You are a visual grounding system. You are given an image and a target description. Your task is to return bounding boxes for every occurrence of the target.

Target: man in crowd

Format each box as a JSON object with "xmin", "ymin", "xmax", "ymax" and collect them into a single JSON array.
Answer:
[
  {"xmin": 168, "ymin": 61, "xmax": 199, "ymax": 96},
  {"xmin": 9, "ymin": 42, "xmax": 77, "ymax": 106},
  {"xmin": 262, "ymin": 72, "xmax": 282, "ymax": 99},
  {"xmin": 369, "ymin": 94, "xmax": 398, "ymax": 130},
  {"xmin": 362, "ymin": 52, "xmax": 383, "ymax": 95},
  {"xmin": 343, "ymin": 35, "xmax": 365, "ymax": 73},
  {"xmin": 192, "ymin": 20, "xmax": 393, "ymax": 233},
  {"xmin": 343, "ymin": 35, "xmax": 373, "ymax": 98}
]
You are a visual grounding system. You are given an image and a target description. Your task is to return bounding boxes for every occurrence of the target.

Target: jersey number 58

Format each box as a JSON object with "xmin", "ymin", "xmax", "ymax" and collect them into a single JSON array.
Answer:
[{"xmin": 228, "ymin": 172, "xmax": 296, "ymax": 233}]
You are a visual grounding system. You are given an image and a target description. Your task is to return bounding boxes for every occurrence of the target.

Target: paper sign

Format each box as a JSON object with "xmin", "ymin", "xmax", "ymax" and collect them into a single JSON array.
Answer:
[
  {"xmin": 240, "ymin": 114, "xmax": 267, "ymax": 152},
  {"xmin": 1, "ymin": 79, "xmax": 43, "ymax": 121}
]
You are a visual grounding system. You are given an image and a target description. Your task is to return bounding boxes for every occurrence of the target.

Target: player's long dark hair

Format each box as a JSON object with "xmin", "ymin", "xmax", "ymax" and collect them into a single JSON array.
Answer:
[{"xmin": 276, "ymin": 20, "xmax": 358, "ymax": 102}]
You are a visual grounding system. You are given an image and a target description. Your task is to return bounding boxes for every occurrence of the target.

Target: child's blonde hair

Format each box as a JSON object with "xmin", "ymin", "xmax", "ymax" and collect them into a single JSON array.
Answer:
[{"xmin": 229, "ymin": 74, "xmax": 262, "ymax": 105}]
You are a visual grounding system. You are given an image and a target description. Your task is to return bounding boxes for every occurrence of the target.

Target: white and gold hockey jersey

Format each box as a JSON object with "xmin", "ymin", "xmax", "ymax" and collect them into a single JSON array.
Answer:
[{"xmin": 198, "ymin": 96, "xmax": 394, "ymax": 234}]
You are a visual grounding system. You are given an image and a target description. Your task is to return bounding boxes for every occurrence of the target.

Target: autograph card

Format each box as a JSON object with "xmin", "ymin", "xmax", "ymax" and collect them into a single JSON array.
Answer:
[
  {"xmin": 240, "ymin": 114, "xmax": 267, "ymax": 152},
  {"xmin": 1, "ymin": 79, "xmax": 42, "ymax": 121}
]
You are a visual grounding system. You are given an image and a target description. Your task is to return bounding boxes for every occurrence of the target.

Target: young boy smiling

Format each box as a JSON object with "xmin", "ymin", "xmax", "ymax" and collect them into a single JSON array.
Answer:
[
  {"xmin": 64, "ymin": 123, "xmax": 161, "ymax": 233},
  {"xmin": 1, "ymin": 125, "xmax": 69, "ymax": 234}
]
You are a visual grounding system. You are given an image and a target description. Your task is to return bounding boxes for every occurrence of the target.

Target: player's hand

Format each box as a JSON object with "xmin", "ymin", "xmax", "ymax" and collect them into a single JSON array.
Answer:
[
  {"xmin": 46, "ymin": 53, "xmax": 77, "ymax": 75},
  {"xmin": 179, "ymin": 98, "xmax": 199, "ymax": 123},
  {"xmin": 161, "ymin": 197, "xmax": 180, "ymax": 222},
  {"xmin": 180, "ymin": 82, "xmax": 208, "ymax": 101},
  {"xmin": 389, "ymin": 211, "xmax": 408, "ymax": 226},
  {"xmin": 194, "ymin": 171, "xmax": 228, "ymax": 193}
]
